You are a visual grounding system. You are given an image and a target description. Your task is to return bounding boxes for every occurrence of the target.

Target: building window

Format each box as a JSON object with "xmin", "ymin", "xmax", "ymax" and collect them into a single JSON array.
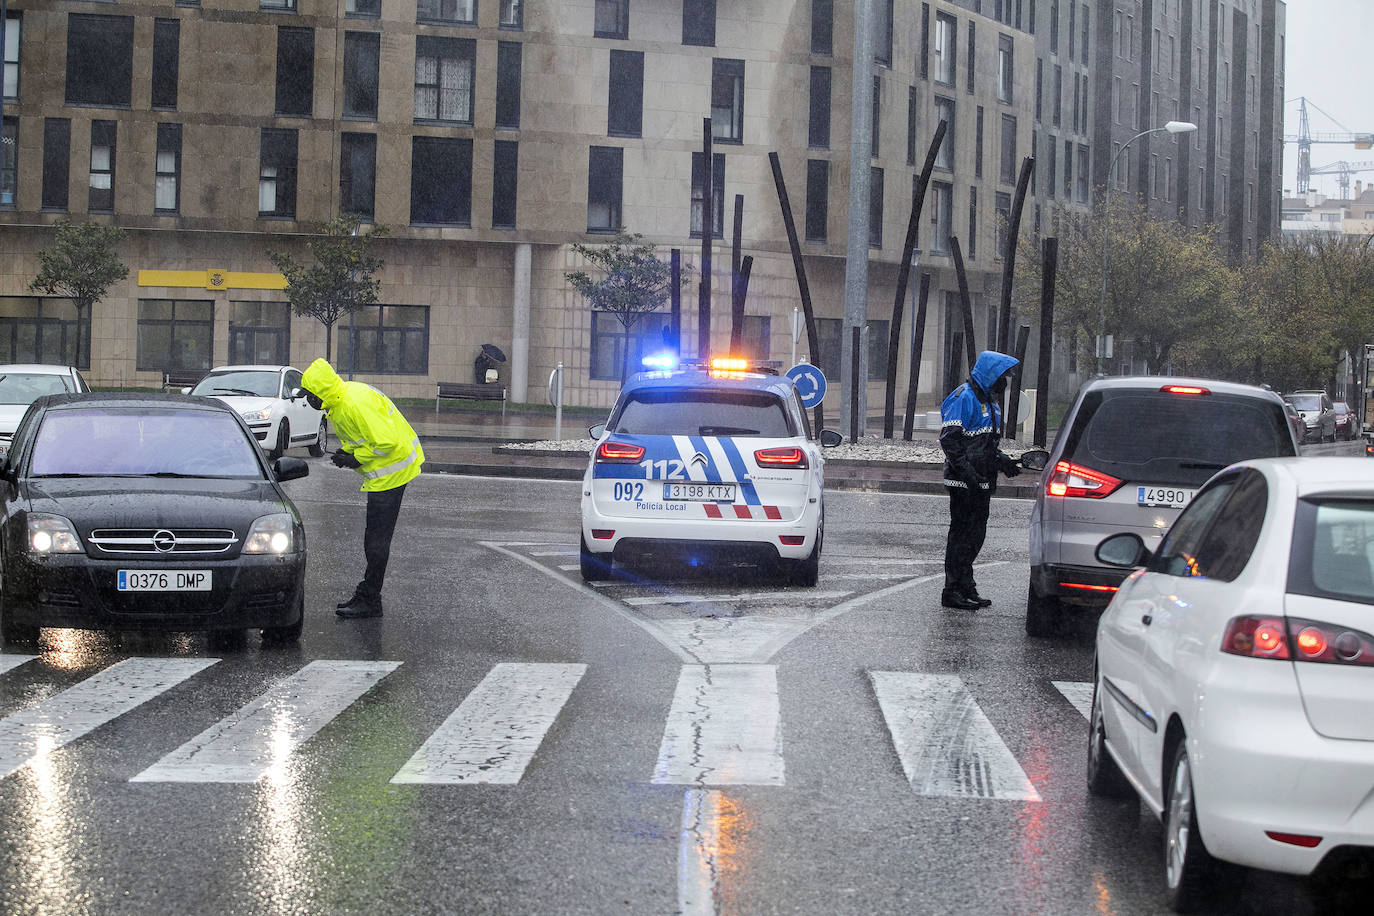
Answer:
[
  {"xmin": 812, "ymin": 0, "xmax": 833, "ymax": 55},
  {"xmin": 1046, "ymin": 139, "xmax": 1056, "ymax": 200},
  {"xmin": 968, "ymin": 185, "xmax": 977, "ymax": 260},
  {"xmin": 869, "ymin": 167, "xmax": 884, "ymax": 249},
  {"xmin": 967, "ymin": 22, "xmax": 976, "ymax": 93},
  {"xmin": 1150, "ymin": 153, "xmax": 1159, "ymax": 199},
  {"xmin": 741, "ymin": 315, "xmax": 771, "ymax": 361},
  {"xmin": 0, "ymin": 297, "xmax": 91, "ymax": 368},
  {"xmin": 590, "ymin": 311, "xmax": 657, "ymax": 381},
  {"xmin": 496, "ymin": 41, "xmax": 522, "ymax": 129},
  {"xmin": 930, "ymin": 180, "xmax": 952, "ymax": 252},
  {"xmin": 1049, "ymin": 0, "xmax": 1059, "ymax": 51},
  {"xmin": 587, "ymin": 145, "xmax": 622, "ymax": 233},
  {"xmin": 595, "ymin": 0, "xmax": 629, "ymax": 39},
  {"xmin": 493, "ymin": 139, "xmax": 518, "ymax": 229},
  {"xmin": 1000, "ymin": 114, "xmax": 1017, "ymax": 184},
  {"xmin": 711, "ymin": 59, "xmax": 744, "ymax": 143},
  {"xmin": 340, "ymin": 132, "xmax": 376, "ymax": 219},
  {"xmin": 414, "ymin": 36, "xmax": 474, "ymax": 124},
  {"xmin": 1080, "ymin": 4, "xmax": 1090, "ymax": 64},
  {"xmin": 137, "ymin": 299, "xmax": 213, "ymax": 372},
  {"xmin": 499, "ymin": 0, "xmax": 522, "ymax": 28},
  {"xmin": 1035, "ymin": 59, "xmax": 1042, "ymax": 121},
  {"xmin": 691, "ymin": 152, "xmax": 725, "ymax": 238},
  {"xmin": 88, "ymin": 121, "xmax": 116, "ymax": 213},
  {"xmin": 933, "ymin": 12, "xmax": 956, "ymax": 86},
  {"xmin": 3, "ymin": 13, "xmax": 19, "ymax": 101},
  {"xmin": 683, "ymin": 0, "xmax": 716, "ymax": 47},
  {"xmin": 410, "ymin": 136, "xmax": 472, "ymax": 226},
  {"xmin": 229, "ymin": 301, "xmax": 290, "ymax": 366},
  {"xmin": 338, "ymin": 305, "xmax": 430, "ymax": 375},
  {"xmin": 934, "ymin": 97, "xmax": 955, "ymax": 170},
  {"xmin": 275, "ymin": 27, "xmax": 314, "ymax": 117},
  {"xmin": 1077, "ymin": 144, "xmax": 1089, "ymax": 204},
  {"xmin": 866, "ymin": 321, "xmax": 889, "ymax": 381},
  {"xmin": 42, "ymin": 119, "xmax": 70, "ymax": 212},
  {"xmin": 997, "ymin": 34, "xmax": 1012, "ymax": 102},
  {"xmin": 155, "ymin": 122, "xmax": 181, "ymax": 213},
  {"xmin": 608, "ymin": 49, "xmax": 644, "ymax": 137},
  {"xmin": 418, "ymin": 0, "xmax": 475, "ymax": 25},
  {"xmin": 907, "ymin": 86, "xmax": 917, "ymax": 166},
  {"xmin": 260, "ymin": 0, "xmax": 297, "ymax": 11},
  {"xmin": 995, "ymin": 191, "xmax": 1011, "ymax": 259},
  {"xmin": 1053, "ymin": 65, "xmax": 1063, "ymax": 126},
  {"xmin": 150, "ymin": 19, "xmax": 180, "ymax": 111},
  {"xmin": 874, "ymin": 0, "xmax": 893, "ymax": 66},
  {"xmin": 809, "ymin": 67, "xmax": 831, "ymax": 149},
  {"xmin": 66, "ymin": 15, "xmax": 134, "ymax": 108},
  {"xmin": 0, "ymin": 117, "xmax": 13, "ymax": 208},
  {"xmin": 814, "ymin": 318, "xmax": 840, "ymax": 381},
  {"xmin": 805, "ymin": 159, "xmax": 828, "ymax": 242},
  {"xmin": 346, "ymin": 0, "xmax": 380, "ymax": 16},
  {"xmin": 1064, "ymin": 138, "xmax": 1073, "ymax": 197},
  {"xmin": 258, "ymin": 128, "xmax": 297, "ymax": 218},
  {"xmin": 343, "ymin": 32, "xmax": 380, "ymax": 120},
  {"xmin": 975, "ymin": 106, "xmax": 984, "ymax": 177},
  {"xmin": 870, "ymin": 75, "xmax": 880, "ymax": 158}
]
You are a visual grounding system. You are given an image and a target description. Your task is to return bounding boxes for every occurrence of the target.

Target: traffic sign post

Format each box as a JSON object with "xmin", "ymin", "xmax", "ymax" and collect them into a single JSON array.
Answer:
[{"xmin": 786, "ymin": 362, "xmax": 828, "ymax": 409}]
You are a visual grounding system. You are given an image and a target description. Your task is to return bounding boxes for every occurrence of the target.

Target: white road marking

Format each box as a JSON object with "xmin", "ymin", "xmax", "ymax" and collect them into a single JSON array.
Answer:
[
  {"xmin": 870, "ymin": 671, "xmax": 1041, "ymax": 802},
  {"xmin": 623, "ymin": 590, "xmax": 852, "ymax": 607},
  {"xmin": 391, "ymin": 663, "xmax": 585, "ymax": 785},
  {"xmin": 0, "ymin": 657, "xmax": 218, "ymax": 780},
  {"xmin": 1053, "ymin": 681, "xmax": 1094, "ymax": 720},
  {"xmin": 131, "ymin": 660, "xmax": 400, "ymax": 783},
  {"xmin": 0, "ymin": 654, "xmax": 38, "ymax": 676},
  {"xmin": 825, "ymin": 572, "xmax": 933, "ymax": 580},
  {"xmin": 531, "ymin": 549, "xmax": 578, "ymax": 556},
  {"xmin": 557, "ymin": 564, "xmax": 579, "ymax": 571},
  {"xmin": 678, "ymin": 789, "xmax": 723, "ymax": 916},
  {"xmin": 654, "ymin": 665, "xmax": 783, "ymax": 786},
  {"xmin": 823, "ymin": 557, "xmax": 943, "ymax": 567}
]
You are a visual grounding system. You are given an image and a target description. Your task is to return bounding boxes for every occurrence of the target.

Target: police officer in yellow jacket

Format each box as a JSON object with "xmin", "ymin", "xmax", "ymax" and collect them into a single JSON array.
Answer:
[{"xmin": 301, "ymin": 358, "xmax": 425, "ymax": 618}]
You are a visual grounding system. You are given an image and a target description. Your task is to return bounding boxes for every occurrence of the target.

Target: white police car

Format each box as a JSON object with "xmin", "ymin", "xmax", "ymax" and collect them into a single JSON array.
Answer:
[{"xmin": 580, "ymin": 358, "xmax": 842, "ymax": 585}]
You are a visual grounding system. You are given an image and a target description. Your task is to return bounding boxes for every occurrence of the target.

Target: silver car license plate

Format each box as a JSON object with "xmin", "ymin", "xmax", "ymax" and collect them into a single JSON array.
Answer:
[
  {"xmin": 1137, "ymin": 486, "xmax": 1193, "ymax": 509},
  {"xmin": 117, "ymin": 570, "xmax": 212, "ymax": 591},
  {"xmin": 663, "ymin": 482, "xmax": 736, "ymax": 502}
]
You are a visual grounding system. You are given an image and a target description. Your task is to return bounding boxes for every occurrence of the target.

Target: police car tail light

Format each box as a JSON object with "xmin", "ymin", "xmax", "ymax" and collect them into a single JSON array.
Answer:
[
  {"xmin": 754, "ymin": 447, "xmax": 808, "ymax": 469},
  {"xmin": 1045, "ymin": 461, "xmax": 1122, "ymax": 499},
  {"xmin": 596, "ymin": 441, "xmax": 645, "ymax": 464}
]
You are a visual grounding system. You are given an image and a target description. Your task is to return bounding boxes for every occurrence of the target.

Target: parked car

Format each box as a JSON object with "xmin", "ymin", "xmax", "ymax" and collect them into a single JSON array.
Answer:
[
  {"xmin": 188, "ymin": 365, "xmax": 326, "ymax": 458},
  {"xmin": 0, "ymin": 364, "xmax": 90, "ymax": 461},
  {"xmin": 1087, "ymin": 457, "xmax": 1374, "ymax": 911},
  {"xmin": 0, "ymin": 393, "xmax": 308, "ymax": 646},
  {"xmin": 1027, "ymin": 377, "xmax": 1298, "ymax": 637},
  {"xmin": 1332, "ymin": 400, "xmax": 1356, "ymax": 440},
  {"xmin": 1284, "ymin": 390, "xmax": 1336, "ymax": 443},
  {"xmin": 1282, "ymin": 400, "xmax": 1307, "ymax": 444}
]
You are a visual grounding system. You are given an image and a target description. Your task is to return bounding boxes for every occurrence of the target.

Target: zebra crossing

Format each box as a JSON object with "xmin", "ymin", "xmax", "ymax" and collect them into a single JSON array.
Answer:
[{"xmin": 0, "ymin": 653, "xmax": 1091, "ymax": 796}]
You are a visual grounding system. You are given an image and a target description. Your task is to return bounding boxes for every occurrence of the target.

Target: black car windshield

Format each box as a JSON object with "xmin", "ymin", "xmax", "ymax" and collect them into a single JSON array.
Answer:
[
  {"xmin": 611, "ymin": 389, "xmax": 793, "ymax": 437},
  {"xmin": 1288, "ymin": 394, "xmax": 1321, "ymax": 410},
  {"xmin": 0, "ymin": 372, "xmax": 75, "ymax": 405},
  {"xmin": 190, "ymin": 370, "xmax": 281, "ymax": 398},
  {"xmin": 29, "ymin": 408, "xmax": 264, "ymax": 478}
]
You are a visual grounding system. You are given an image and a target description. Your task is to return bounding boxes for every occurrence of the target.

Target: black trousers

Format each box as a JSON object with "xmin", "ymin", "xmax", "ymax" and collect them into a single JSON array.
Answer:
[
  {"xmin": 944, "ymin": 484, "xmax": 992, "ymax": 596},
  {"xmin": 357, "ymin": 484, "xmax": 406, "ymax": 600}
]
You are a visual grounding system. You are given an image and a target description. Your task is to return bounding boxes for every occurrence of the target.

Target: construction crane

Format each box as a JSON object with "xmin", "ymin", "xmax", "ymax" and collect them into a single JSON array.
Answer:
[
  {"xmin": 1284, "ymin": 97, "xmax": 1374, "ymax": 194},
  {"xmin": 1308, "ymin": 160, "xmax": 1374, "ymax": 200}
]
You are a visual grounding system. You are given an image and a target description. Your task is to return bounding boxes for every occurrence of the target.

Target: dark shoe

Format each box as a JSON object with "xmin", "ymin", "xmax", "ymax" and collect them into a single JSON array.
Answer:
[
  {"xmin": 968, "ymin": 593, "xmax": 993, "ymax": 608},
  {"xmin": 336, "ymin": 595, "xmax": 383, "ymax": 619},
  {"xmin": 941, "ymin": 591, "xmax": 981, "ymax": 610}
]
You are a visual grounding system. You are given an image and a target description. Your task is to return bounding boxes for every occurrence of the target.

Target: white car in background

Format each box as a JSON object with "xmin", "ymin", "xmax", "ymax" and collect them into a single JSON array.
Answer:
[
  {"xmin": 0, "ymin": 364, "xmax": 90, "ymax": 459},
  {"xmin": 1088, "ymin": 457, "xmax": 1374, "ymax": 911},
  {"xmin": 189, "ymin": 365, "xmax": 326, "ymax": 459}
]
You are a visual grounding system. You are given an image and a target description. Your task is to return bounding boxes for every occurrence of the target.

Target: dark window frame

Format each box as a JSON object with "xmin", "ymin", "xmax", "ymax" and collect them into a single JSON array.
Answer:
[
  {"xmin": 151, "ymin": 19, "xmax": 180, "ymax": 110},
  {"xmin": 65, "ymin": 14, "xmax": 134, "ymax": 109},
  {"xmin": 41, "ymin": 118, "xmax": 70, "ymax": 212},
  {"xmin": 711, "ymin": 59, "xmax": 745, "ymax": 144},
  {"xmin": 88, "ymin": 120, "xmax": 116, "ymax": 213},
  {"xmin": 342, "ymin": 31, "xmax": 380, "ymax": 121},
  {"xmin": 587, "ymin": 145, "xmax": 622, "ymax": 233},
  {"xmin": 0, "ymin": 296, "xmax": 91, "ymax": 369},
  {"xmin": 869, "ymin": 166, "xmax": 883, "ymax": 249},
  {"xmin": 155, "ymin": 122, "xmax": 182, "ymax": 214},
  {"xmin": 275, "ymin": 27, "xmax": 315, "ymax": 117},
  {"xmin": 682, "ymin": 0, "xmax": 716, "ymax": 47},
  {"xmin": 410, "ymin": 135, "xmax": 472, "ymax": 227},
  {"xmin": 228, "ymin": 300, "xmax": 291, "ymax": 366},
  {"xmin": 589, "ymin": 310, "xmax": 659, "ymax": 381},
  {"xmin": 339, "ymin": 131, "xmax": 376, "ymax": 220},
  {"xmin": 608, "ymin": 48, "xmax": 644, "ymax": 138},
  {"xmin": 690, "ymin": 152, "xmax": 725, "ymax": 239},
  {"xmin": 337, "ymin": 304, "xmax": 431, "ymax": 375},
  {"xmin": 594, "ymin": 0, "xmax": 629, "ymax": 40},
  {"xmin": 495, "ymin": 40, "xmax": 522, "ymax": 129},
  {"xmin": 413, "ymin": 35, "xmax": 475, "ymax": 125},
  {"xmin": 804, "ymin": 159, "xmax": 828, "ymax": 242},
  {"xmin": 809, "ymin": 67, "xmax": 831, "ymax": 149},
  {"xmin": 417, "ymin": 0, "xmax": 476, "ymax": 26},
  {"xmin": 135, "ymin": 298, "xmax": 213, "ymax": 372},
  {"xmin": 492, "ymin": 139, "xmax": 518, "ymax": 229},
  {"xmin": 258, "ymin": 127, "xmax": 298, "ymax": 219},
  {"xmin": 811, "ymin": 0, "xmax": 833, "ymax": 55}
]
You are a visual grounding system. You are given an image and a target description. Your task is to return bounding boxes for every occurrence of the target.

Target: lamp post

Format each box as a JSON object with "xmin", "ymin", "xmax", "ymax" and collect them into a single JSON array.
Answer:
[
  {"xmin": 1097, "ymin": 120, "xmax": 1197, "ymax": 373},
  {"xmin": 347, "ymin": 222, "xmax": 359, "ymax": 380}
]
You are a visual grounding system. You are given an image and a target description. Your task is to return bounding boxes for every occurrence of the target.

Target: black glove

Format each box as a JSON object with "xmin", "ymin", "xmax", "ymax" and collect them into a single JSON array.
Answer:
[
  {"xmin": 331, "ymin": 449, "xmax": 361, "ymax": 469},
  {"xmin": 999, "ymin": 453, "xmax": 1021, "ymax": 478}
]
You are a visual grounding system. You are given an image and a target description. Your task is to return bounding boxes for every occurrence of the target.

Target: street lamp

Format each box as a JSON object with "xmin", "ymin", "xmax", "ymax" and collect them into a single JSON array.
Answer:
[{"xmin": 1097, "ymin": 120, "xmax": 1198, "ymax": 373}]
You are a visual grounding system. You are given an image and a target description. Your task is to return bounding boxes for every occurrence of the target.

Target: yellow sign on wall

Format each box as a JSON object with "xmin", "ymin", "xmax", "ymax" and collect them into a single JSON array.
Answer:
[{"xmin": 137, "ymin": 269, "xmax": 287, "ymax": 291}]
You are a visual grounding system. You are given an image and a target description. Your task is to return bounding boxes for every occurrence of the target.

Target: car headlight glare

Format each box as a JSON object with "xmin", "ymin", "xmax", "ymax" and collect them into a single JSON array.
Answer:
[
  {"xmin": 241, "ymin": 406, "xmax": 273, "ymax": 422},
  {"xmin": 28, "ymin": 515, "xmax": 83, "ymax": 554},
  {"xmin": 244, "ymin": 513, "xmax": 296, "ymax": 554}
]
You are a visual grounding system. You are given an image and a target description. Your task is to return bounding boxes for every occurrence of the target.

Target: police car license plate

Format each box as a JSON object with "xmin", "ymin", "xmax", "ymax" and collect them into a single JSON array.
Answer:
[
  {"xmin": 663, "ymin": 483, "xmax": 736, "ymax": 502},
  {"xmin": 117, "ymin": 570, "xmax": 212, "ymax": 592},
  {"xmin": 1137, "ymin": 487, "xmax": 1193, "ymax": 509}
]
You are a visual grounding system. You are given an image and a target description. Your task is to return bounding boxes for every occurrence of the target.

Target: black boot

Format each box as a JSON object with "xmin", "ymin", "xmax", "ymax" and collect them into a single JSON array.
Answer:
[
  {"xmin": 336, "ymin": 594, "xmax": 383, "ymax": 618},
  {"xmin": 941, "ymin": 590, "xmax": 981, "ymax": 610},
  {"xmin": 967, "ymin": 593, "xmax": 993, "ymax": 607}
]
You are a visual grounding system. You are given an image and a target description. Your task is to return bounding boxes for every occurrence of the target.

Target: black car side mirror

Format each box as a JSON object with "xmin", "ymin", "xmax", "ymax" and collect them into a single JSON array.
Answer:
[
  {"xmin": 1020, "ymin": 449, "xmax": 1050, "ymax": 471},
  {"xmin": 819, "ymin": 429, "xmax": 844, "ymax": 447},
  {"xmin": 273, "ymin": 456, "xmax": 310, "ymax": 482},
  {"xmin": 1096, "ymin": 532, "xmax": 1152, "ymax": 568}
]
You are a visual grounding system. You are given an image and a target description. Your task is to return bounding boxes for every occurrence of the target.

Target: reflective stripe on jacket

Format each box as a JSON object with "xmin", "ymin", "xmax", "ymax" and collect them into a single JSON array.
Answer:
[{"xmin": 301, "ymin": 358, "xmax": 425, "ymax": 492}]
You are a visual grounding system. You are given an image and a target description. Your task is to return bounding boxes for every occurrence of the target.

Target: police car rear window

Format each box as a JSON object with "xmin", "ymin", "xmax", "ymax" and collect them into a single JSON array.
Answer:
[{"xmin": 611, "ymin": 389, "xmax": 793, "ymax": 438}]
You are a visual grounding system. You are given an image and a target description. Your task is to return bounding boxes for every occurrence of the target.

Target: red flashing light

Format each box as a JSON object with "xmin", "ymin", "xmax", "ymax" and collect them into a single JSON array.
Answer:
[
  {"xmin": 1161, "ymin": 385, "xmax": 1210, "ymax": 396},
  {"xmin": 1265, "ymin": 831, "xmax": 1323, "ymax": 848},
  {"xmin": 1221, "ymin": 616, "xmax": 1291, "ymax": 660},
  {"xmin": 1045, "ymin": 461, "xmax": 1124, "ymax": 499},
  {"xmin": 1295, "ymin": 627, "xmax": 1328, "ymax": 658},
  {"xmin": 596, "ymin": 441, "xmax": 646, "ymax": 464},
  {"xmin": 754, "ymin": 447, "xmax": 808, "ymax": 469}
]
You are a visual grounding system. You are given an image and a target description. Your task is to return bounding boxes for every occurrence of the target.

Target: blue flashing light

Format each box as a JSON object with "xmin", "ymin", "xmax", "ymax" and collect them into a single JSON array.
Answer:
[{"xmin": 642, "ymin": 352, "xmax": 679, "ymax": 370}]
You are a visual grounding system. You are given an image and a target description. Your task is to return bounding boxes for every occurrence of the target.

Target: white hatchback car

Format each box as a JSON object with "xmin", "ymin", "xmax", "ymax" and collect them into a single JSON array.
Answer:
[
  {"xmin": 1088, "ymin": 457, "xmax": 1374, "ymax": 911},
  {"xmin": 580, "ymin": 360, "xmax": 841, "ymax": 585},
  {"xmin": 0, "ymin": 364, "xmax": 90, "ymax": 460},
  {"xmin": 189, "ymin": 365, "xmax": 326, "ymax": 458}
]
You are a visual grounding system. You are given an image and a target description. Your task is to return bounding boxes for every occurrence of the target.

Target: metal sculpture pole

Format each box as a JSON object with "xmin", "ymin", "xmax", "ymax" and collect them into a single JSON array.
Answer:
[
  {"xmin": 1006, "ymin": 324, "xmax": 1030, "ymax": 442},
  {"xmin": 670, "ymin": 248, "xmax": 682, "ymax": 356},
  {"xmin": 698, "ymin": 118, "xmax": 713, "ymax": 360},
  {"xmin": 950, "ymin": 237, "xmax": 977, "ymax": 374},
  {"xmin": 768, "ymin": 152, "xmax": 825, "ymax": 431},
  {"xmin": 730, "ymin": 194, "xmax": 745, "ymax": 353},
  {"xmin": 997, "ymin": 156, "xmax": 1035, "ymax": 352},
  {"xmin": 902, "ymin": 272, "xmax": 932, "ymax": 441}
]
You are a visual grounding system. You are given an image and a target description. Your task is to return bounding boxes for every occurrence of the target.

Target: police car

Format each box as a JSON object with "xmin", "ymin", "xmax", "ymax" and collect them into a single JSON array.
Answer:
[{"xmin": 580, "ymin": 357, "xmax": 842, "ymax": 585}]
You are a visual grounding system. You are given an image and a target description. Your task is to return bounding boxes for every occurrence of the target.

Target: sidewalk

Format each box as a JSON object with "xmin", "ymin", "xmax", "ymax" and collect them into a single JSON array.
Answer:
[{"xmin": 395, "ymin": 404, "xmax": 1044, "ymax": 498}]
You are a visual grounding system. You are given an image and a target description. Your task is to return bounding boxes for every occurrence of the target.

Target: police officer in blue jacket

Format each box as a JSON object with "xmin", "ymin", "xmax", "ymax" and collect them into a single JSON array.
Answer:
[{"xmin": 939, "ymin": 350, "xmax": 1022, "ymax": 609}]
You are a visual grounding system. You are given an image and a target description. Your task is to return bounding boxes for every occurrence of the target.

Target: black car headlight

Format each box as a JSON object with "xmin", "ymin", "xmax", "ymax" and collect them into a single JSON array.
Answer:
[
  {"xmin": 243, "ymin": 513, "xmax": 296, "ymax": 555},
  {"xmin": 28, "ymin": 514, "xmax": 84, "ymax": 554}
]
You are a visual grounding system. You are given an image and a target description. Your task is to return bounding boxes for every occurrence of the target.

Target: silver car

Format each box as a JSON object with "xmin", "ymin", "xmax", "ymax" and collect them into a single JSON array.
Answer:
[{"xmin": 1026, "ymin": 376, "xmax": 1298, "ymax": 637}]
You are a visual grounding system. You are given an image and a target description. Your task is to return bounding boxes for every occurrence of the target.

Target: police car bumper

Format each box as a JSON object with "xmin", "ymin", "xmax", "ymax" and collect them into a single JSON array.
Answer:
[{"xmin": 580, "ymin": 499, "xmax": 820, "ymax": 561}]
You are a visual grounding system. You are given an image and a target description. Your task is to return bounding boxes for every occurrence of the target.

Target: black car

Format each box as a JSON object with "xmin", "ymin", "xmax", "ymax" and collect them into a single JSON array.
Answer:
[{"xmin": 0, "ymin": 393, "xmax": 308, "ymax": 646}]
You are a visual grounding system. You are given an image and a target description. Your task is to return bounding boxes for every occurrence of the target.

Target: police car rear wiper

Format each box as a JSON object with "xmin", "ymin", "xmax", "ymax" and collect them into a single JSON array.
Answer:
[{"xmin": 700, "ymin": 426, "xmax": 760, "ymax": 436}]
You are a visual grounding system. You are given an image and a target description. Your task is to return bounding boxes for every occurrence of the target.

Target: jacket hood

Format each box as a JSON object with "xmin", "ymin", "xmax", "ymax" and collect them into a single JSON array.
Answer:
[
  {"xmin": 301, "ymin": 359, "xmax": 346, "ymax": 408},
  {"xmin": 970, "ymin": 351, "xmax": 1019, "ymax": 392}
]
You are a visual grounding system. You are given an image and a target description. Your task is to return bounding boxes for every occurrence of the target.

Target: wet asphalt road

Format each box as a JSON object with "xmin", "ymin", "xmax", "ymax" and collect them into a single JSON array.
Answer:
[{"xmin": 0, "ymin": 457, "xmax": 1366, "ymax": 915}]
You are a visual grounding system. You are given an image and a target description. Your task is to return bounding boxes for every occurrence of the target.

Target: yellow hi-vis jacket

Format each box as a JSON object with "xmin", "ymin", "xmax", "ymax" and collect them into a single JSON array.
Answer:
[{"xmin": 301, "ymin": 358, "xmax": 425, "ymax": 492}]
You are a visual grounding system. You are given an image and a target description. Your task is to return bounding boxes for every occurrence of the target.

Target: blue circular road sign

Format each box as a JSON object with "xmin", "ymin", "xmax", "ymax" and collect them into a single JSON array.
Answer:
[{"xmin": 786, "ymin": 363, "xmax": 828, "ymax": 409}]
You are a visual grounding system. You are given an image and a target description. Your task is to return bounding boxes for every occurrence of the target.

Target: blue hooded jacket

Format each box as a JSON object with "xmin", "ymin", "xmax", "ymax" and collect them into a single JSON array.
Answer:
[{"xmin": 940, "ymin": 350, "xmax": 1020, "ymax": 491}]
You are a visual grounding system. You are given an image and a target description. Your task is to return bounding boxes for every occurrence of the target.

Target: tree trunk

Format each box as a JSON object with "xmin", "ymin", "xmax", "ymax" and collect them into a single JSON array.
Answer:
[{"xmin": 324, "ymin": 321, "xmax": 334, "ymax": 368}]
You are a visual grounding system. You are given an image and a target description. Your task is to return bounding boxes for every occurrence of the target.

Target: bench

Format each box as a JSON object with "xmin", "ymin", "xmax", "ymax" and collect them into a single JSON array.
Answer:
[
  {"xmin": 163, "ymin": 369, "xmax": 207, "ymax": 392},
  {"xmin": 436, "ymin": 381, "xmax": 506, "ymax": 417}
]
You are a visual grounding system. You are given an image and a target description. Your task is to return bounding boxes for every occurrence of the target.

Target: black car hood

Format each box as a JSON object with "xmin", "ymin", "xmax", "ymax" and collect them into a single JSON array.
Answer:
[{"xmin": 18, "ymin": 477, "xmax": 292, "ymax": 533}]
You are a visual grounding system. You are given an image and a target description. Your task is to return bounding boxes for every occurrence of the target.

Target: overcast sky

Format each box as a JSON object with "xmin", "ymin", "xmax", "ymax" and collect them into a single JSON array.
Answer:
[{"xmin": 1283, "ymin": 0, "xmax": 1374, "ymax": 196}]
